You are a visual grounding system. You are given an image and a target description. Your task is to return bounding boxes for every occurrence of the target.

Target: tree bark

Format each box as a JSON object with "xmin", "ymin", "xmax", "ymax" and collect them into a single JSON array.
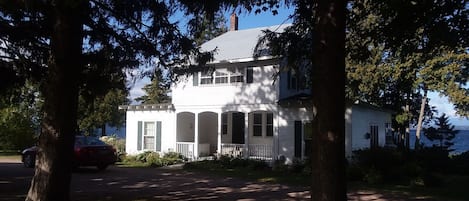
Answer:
[
  {"xmin": 415, "ymin": 90, "xmax": 427, "ymax": 150},
  {"xmin": 26, "ymin": 1, "xmax": 84, "ymax": 201},
  {"xmin": 311, "ymin": 0, "xmax": 346, "ymax": 200}
]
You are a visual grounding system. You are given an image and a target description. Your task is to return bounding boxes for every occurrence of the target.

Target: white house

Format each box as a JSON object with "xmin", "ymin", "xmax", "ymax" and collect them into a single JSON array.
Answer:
[{"xmin": 120, "ymin": 15, "xmax": 393, "ymax": 163}]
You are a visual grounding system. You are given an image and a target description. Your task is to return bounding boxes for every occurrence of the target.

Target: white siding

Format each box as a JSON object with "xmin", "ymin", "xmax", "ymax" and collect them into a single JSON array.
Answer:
[
  {"xmin": 125, "ymin": 110, "xmax": 176, "ymax": 155},
  {"xmin": 350, "ymin": 105, "xmax": 391, "ymax": 152},
  {"xmin": 172, "ymin": 65, "xmax": 279, "ymax": 107}
]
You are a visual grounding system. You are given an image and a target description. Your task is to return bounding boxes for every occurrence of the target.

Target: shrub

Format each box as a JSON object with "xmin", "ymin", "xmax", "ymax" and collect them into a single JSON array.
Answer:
[
  {"xmin": 162, "ymin": 152, "xmax": 185, "ymax": 165},
  {"xmin": 351, "ymin": 148, "xmax": 422, "ymax": 184},
  {"xmin": 450, "ymin": 151, "xmax": 469, "ymax": 175},
  {"xmin": 364, "ymin": 167, "xmax": 383, "ymax": 184},
  {"xmin": 145, "ymin": 152, "xmax": 161, "ymax": 166},
  {"xmin": 246, "ymin": 159, "xmax": 269, "ymax": 170}
]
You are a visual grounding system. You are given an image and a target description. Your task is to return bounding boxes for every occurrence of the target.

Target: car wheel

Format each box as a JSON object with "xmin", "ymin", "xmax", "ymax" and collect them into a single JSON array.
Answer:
[
  {"xmin": 23, "ymin": 154, "xmax": 35, "ymax": 168},
  {"xmin": 97, "ymin": 164, "xmax": 108, "ymax": 171}
]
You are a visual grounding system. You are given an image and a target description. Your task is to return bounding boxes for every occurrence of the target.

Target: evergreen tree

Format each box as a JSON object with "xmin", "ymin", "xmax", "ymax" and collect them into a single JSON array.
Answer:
[
  {"xmin": 135, "ymin": 69, "xmax": 170, "ymax": 104},
  {"xmin": 0, "ymin": 1, "xmax": 212, "ymax": 200},
  {"xmin": 424, "ymin": 113, "xmax": 459, "ymax": 150},
  {"xmin": 191, "ymin": 11, "xmax": 228, "ymax": 46}
]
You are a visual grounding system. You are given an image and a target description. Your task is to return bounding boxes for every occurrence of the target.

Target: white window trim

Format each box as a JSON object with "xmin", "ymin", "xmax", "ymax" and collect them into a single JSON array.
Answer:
[
  {"xmin": 198, "ymin": 68, "xmax": 245, "ymax": 86},
  {"xmin": 251, "ymin": 112, "xmax": 274, "ymax": 137},
  {"xmin": 143, "ymin": 121, "xmax": 156, "ymax": 150}
]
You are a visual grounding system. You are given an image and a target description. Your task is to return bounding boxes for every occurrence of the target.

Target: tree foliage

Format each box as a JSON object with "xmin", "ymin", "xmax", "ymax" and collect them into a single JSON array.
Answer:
[
  {"xmin": 135, "ymin": 68, "xmax": 170, "ymax": 104},
  {"xmin": 191, "ymin": 11, "xmax": 228, "ymax": 46},
  {"xmin": 346, "ymin": 0, "xmax": 469, "ymax": 121},
  {"xmin": 78, "ymin": 88, "xmax": 129, "ymax": 135},
  {"xmin": 0, "ymin": 1, "xmax": 216, "ymax": 200},
  {"xmin": 0, "ymin": 82, "xmax": 40, "ymax": 150},
  {"xmin": 424, "ymin": 113, "xmax": 459, "ymax": 150}
]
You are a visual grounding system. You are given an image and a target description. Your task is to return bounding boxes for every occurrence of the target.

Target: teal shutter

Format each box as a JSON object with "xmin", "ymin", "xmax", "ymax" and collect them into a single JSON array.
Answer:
[
  {"xmin": 193, "ymin": 72, "xmax": 199, "ymax": 86},
  {"xmin": 156, "ymin": 121, "xmax": 162, "ymax": 151},
  {"xmin": 137, "ymin": 121, "xmax": 142, "ymax": 151}
]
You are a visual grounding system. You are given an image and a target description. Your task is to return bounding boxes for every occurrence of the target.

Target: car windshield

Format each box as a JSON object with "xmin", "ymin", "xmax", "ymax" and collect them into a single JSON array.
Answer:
[{"xmin": 75, "ymin": 136, "xmax": 106, "ymax": 146}]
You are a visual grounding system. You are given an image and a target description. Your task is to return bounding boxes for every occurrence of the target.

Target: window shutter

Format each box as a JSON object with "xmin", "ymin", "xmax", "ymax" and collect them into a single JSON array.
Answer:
[
  {"xmin": 156, "ymin": 121, "xmax": 162, "ymax": 151},
  {"xmin": 193, "ymin": 72, "xmax": 199, "ymax": 86},
  {"xmin": 137, "ymin": 121, "xmax": 142, "ymax": 151},
  {"xmin": 246, "ymin": 67, "xmax": 253, "ymax": 83},
  {"xmin": 294, "ymin": 121, "xmax": 302, "ymax": 158},
  {"xmin": 287, "ymin": 71, "xmax": 291, "ymax": 89}
]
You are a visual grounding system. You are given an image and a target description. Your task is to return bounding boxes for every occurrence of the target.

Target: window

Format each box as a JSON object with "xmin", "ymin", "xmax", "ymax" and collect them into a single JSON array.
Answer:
[
  {"xmin": 230, "ymin": 73, "xmax": 244, "ymax": 83},
  {"xmin": 198, "ymin": 68, "xmax": 246, "ymax": 85},
  {"xmin": 229, "ymin": 67, "xmax": 244, "ymax": 83},
  {"xmin": 288, "ymin": 70, "xmax": 298, "ymax": 90},
  {"xmin": 200, "ymin": 71, "xmax": 213, "ymax": 85},
  {"xmin": 222, "ymin": 113, "xmax": 228, "ymax": 135},
  {"xmin": 370, "ymin": 124, "xmax": 379, "ymax": 148},
  {"xmin": 303, "ymin": 122, "xmax": 313, "ymax": 157},
  {"xmin": 253, "ymin": 113, "xmax": 262, "ymax": 136},
  {"xmin": 144, "ymin": 122, "xmax": 155, "ymax": 150},
  {"xmin": 252, "ymin": 112, "xmax": 274, "ymax": 137},
  {"xmin": 266, "ymin": 113, "xmax": 273, "ymax": 136},
  {"xmin": 214, "ymin": 71, "xmax": 228, "ymax": 84}
]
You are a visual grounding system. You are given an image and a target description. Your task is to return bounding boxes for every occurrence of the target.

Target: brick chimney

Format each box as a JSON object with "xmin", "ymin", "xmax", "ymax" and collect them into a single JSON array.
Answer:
[{"xmin": 230, "ymin": 13, "xmax": 238, "ymax": 31}]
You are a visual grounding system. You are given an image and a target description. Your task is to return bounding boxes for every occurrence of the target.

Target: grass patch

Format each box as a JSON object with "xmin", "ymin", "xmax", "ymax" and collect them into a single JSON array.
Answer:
[
  {"xmin": 185, "ymin": 159, "xmax": 469, "ymax": 201},
  {"xmin": 183, "ymin": 160, "xmax": 310, "ymax": 186},
  {"xmin": 115, "ymin": 161, "xmax": 151, "ymax": 168},
  {"xmin": 0, "ymin": 154, "xmax": 21, "ymax": 161},
  {"xmin": 349, "ymin": 176, "xmax": 469, "ymax": 201}
]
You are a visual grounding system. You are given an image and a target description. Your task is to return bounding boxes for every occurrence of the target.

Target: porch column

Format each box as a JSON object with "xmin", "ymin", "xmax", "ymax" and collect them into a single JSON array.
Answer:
[
  {"xmin": 244, "ymin": 112, "xmax": 249, "ymax": 159},
  {"xmin": 217, "ymin": 112, "xmax": 222, "ymax": 156},
  {"xmin": 194, "ymin": 112, "xmax": 199, "ymax": 159}
]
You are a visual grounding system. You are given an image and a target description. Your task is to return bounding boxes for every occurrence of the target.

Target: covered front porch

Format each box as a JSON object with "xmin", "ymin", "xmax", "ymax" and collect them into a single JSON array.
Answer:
[{"xmin": 174, "ymin": 110, "xmax": 275, "ymax": 161}]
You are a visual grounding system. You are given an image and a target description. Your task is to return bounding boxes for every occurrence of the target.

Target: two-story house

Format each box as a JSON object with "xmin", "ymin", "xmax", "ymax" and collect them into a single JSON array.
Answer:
[{"xmin": 119, "ymin": 15, "xmax": 393, "ymax": 163}]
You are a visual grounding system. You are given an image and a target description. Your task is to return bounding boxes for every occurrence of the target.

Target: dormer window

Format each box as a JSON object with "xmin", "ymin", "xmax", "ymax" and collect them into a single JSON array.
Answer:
[
  {"xmin": 215, "ymin": 71, "xmax": 228, "ymax": 84},
  {"xmin": 200, "ymin": 71, "xmax": 213, "ymax": 85},
  {"xmin": 198, "ymin": 67, "xmax": 245, "ymax": 85}
]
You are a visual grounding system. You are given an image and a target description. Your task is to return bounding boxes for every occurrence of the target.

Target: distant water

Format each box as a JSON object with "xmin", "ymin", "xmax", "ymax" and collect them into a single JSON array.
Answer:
[{"xmin": 409, "ymin": 129, "xmax": 469, "ymax": 154}]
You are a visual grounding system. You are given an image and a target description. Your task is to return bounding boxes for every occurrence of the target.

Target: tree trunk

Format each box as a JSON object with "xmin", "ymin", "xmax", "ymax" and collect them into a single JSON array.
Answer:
[
  {"xmin": 26, "ymin": 1, "xmax": 84, "ymax": 201},
  {"xmin": 415, "ymin": 91, "xmax": 427, "ymax": 150},
  {"xmin": 311, "ymin": 0, "xmax": 346, "ymax": 200}
]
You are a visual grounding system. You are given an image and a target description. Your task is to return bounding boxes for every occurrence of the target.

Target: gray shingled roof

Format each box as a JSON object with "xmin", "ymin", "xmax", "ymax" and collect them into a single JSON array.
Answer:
[{"xmin": 200, "ymin": 24, "xmax": 289, "ymax": 62}]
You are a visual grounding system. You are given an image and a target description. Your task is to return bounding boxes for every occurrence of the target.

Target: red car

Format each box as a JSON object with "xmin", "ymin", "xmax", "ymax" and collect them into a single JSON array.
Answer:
[{"xmin": 21, "ymin": 136, "xmax": 117, "ymax": 170}]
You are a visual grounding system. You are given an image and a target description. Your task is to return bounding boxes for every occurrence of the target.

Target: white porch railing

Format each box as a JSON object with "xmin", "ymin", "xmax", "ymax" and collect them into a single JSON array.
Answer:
[
  {"xmin": 220, "ymin": 143, "xmax": 273, "ymax": 161},
  {"xmin": 176, "ymin": 142, "xmax": 194, "ymax": 160},
  {"xmin": 220, "ymin": 143, "xmax": 244, "ymax": 158},
  {"xmin": 248, "ymin": 144, "xmax": 273, "ymax": 160}
]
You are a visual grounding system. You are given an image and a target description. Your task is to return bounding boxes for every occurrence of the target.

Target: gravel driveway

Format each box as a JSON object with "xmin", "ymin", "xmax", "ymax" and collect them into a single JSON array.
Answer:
[{"xmin": 0, "ymin": 159, "xmax": 441, "ymax": 201}]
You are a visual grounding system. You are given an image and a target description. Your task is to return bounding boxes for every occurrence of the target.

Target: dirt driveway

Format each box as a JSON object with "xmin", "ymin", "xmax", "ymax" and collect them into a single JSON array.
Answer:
[{"xmin": 0, "ymin": 159, "xmax": 439, "ymax": 201}]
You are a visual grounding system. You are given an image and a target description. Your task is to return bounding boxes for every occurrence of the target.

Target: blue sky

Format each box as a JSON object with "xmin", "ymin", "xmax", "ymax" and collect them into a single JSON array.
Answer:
[{"xmin": 128, "ymin": 8, "xmax": 468, "ymax": 127}]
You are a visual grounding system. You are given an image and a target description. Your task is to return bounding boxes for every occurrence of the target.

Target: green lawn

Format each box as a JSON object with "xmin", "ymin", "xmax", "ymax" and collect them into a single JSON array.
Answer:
[{"xmin": 184, "ymin": 160, "xmax": 469, "ymax": 201}]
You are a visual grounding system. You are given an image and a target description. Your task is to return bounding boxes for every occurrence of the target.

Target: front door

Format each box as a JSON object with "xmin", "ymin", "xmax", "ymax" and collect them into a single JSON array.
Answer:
[{"xmin": 231, "ymin": 112, "xmax": 245, "ymax": 144}]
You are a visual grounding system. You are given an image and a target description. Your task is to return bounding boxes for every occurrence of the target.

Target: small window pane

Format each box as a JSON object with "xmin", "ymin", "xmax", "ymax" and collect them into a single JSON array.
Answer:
[
  {"xmin": 222, "ymin": 113, "xmax": 228, "ymax": 135},
  {"xmin": 230, "ymin": 75, "xmax": 244, "ymax": 83},
  {"xmin": 215, "ymin": 77, "xmax": 228, "ymax": 83},
  {"xmin": 266, "ymin": 113, "xmax": 273, "ymax": 124},
  {"xmin": 253, "ymin": 126, "xmax": 262, "ymax": 136},
  {"xmin": 266, "ymin": 125, "xmax": 273, "ymax": 136},
  {"xmin": 253, "ymin": 113, "xmax": 262, "ymax": 124},
  {"xmin": 200, "ymin": 78, "xmax": 213, "ymax": 84}
]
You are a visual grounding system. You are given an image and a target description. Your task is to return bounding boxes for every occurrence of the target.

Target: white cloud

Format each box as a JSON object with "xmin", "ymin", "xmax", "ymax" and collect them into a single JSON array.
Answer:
[
  {"xmin": 125, "ymin": 69, "xmax": 150, "ymax": 104},
  {"xmin": 428, "ymin": 92, "xmax": 469, "ymax": 126}
]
